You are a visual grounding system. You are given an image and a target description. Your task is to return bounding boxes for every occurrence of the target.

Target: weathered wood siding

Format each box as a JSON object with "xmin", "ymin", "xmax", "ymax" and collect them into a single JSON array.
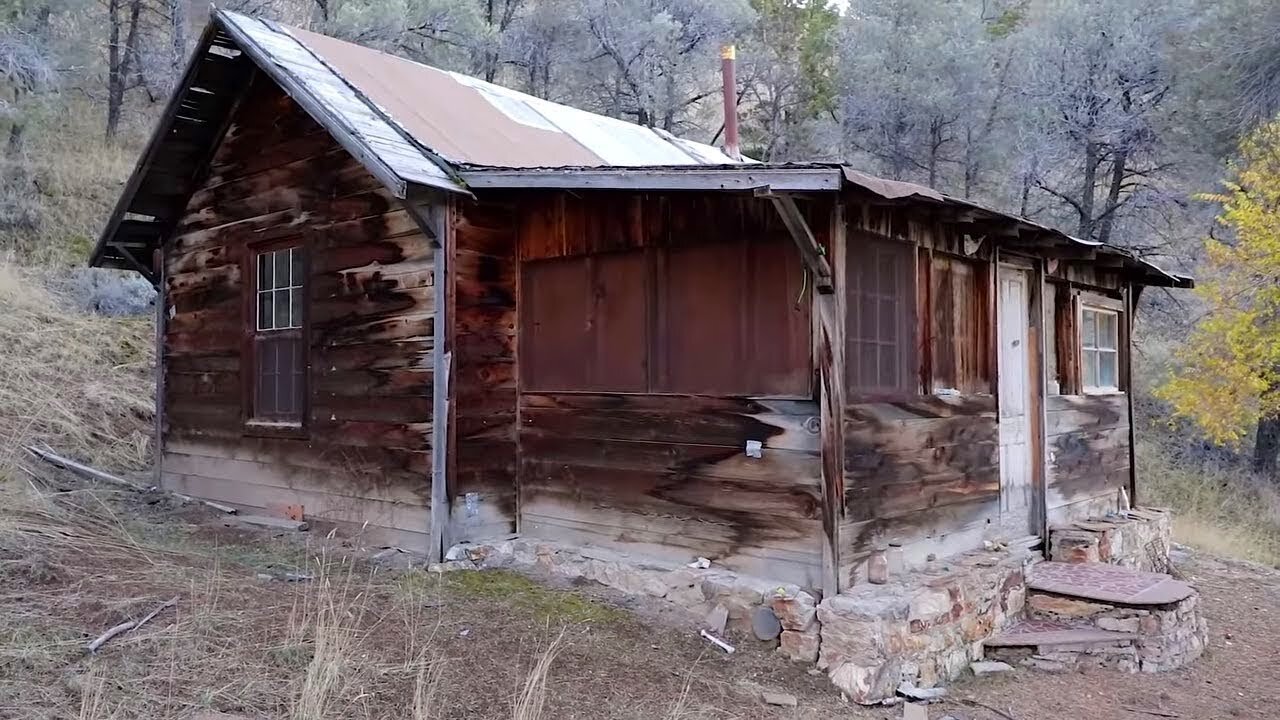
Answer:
[
  {"xmin": 1044, "ymin": 394, "xmax": 1129, "ymax": 523},
  {"xmin": 519, "ymin": 394, "xmax": 824, "ymax": 585},
  {"xmin": 161, "ymin": 78, "xmax": 435, "ymax": 548},
  {"xmin": 837, "ymin": 201, "xmax": 1003, "ymax": 582},
  {"xmin": 448, "ymin": 193, "xmax": 520, "ymax": 539},
  {"xmin": 475, "ymin": 190, "xmax": 827, "ymax": 585},
  {"xmin": 838, "ymin": 397, "xmax": 1000, "ymax": 583}
]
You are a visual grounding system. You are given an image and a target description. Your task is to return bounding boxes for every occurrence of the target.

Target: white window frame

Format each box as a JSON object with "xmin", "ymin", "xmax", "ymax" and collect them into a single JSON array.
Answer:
[
  {"xmin": 255, "ymin": 246, "xmax": 304, "ymax": 332},
  {"xmin": 1080, "ymin": 305, "xmax": 1120, "ymax": 393}
]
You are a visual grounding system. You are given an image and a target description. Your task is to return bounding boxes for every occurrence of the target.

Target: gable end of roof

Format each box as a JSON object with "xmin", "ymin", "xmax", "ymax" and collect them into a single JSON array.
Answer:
[{"xmin": 89, "ymin": 8, "xmax": 464, "ymax": 277}]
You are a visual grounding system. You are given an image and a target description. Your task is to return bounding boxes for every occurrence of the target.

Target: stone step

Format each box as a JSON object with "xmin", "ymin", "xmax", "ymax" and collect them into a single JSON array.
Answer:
[
  {"xmin": 983, "ymin": 619, "xmax": 1136, "ymax": 649},
  {"xmin": 1027, "ymin": 561, "xmax": 1195, "ymax": 605}
]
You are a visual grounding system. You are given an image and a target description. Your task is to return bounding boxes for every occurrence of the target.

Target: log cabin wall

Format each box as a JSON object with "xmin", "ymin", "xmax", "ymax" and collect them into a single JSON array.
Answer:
[
  {"xmin": 160, "ymin": 78, "xmax": 436, "ymax": 549},
  {"xmin": 491, "ymin": 190, "xmax": 827, "ymax": 587},
  {"xmin": 837, "ymin": 202, "xmax": 1002, "ymax": 585},
  {"xmin": 1042, "ymin": 266, "xmax": 1133, "ymax": 524},
  {"xmin": 447, "ymin": 192, "xmax": 520, "ymax": 540}
]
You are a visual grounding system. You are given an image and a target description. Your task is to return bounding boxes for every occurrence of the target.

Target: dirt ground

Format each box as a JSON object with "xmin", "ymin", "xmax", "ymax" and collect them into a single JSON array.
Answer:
[{"xmin": 1, "ymin": 471, "xmax": 1276, "ymax": 720}]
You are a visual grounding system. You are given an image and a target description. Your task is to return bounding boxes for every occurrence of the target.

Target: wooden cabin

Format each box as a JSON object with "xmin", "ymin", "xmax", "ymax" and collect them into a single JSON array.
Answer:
[{"xmin": 92, "ymin": 10, "xmax": 1192, "ymax": 596}]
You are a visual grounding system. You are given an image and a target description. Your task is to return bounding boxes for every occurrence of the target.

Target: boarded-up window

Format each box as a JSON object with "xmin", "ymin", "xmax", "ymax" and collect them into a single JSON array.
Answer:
[
  {"xmin": 521, "ymin": 240, "xmax": 810, "ymax": 396},
  {"xmin": 522, "ymin": 251, "xmax": 648, "ymax": 392},
  {"xmin": 659, "ymin": 239, "xmax": 810, "ymax": 395},
  {"xmin": 846, "ymin": 236, "xmax": 917, "ymax": 396},
  {"xmin": 250, "ymin": 245, "xmax": 307, "ymax": 423},
  {"xmin": 927, "ymin": 254, "xmax": 990, "ymax": 394}
]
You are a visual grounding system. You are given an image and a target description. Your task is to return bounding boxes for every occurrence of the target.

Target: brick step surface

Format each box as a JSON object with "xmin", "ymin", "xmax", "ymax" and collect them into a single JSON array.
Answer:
[
  {"xmin": 983, "ymin": 619, "xmax": 1136, "ymax": 648},
  {"xmin": 1027, "ymin": 561, "xmax": 1194, "ymax": 605}
]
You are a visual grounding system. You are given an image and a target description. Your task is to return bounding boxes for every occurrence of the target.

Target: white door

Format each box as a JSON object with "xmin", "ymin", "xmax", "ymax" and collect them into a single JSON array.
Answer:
[{"xmin": 997, "ymin": 267, "xmax": 1035, "ymax": 536}]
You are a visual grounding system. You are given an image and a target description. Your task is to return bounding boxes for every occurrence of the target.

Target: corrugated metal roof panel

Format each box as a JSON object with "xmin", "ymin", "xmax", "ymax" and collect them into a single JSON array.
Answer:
[
  {"xmin": 280, "ymin": 19, "xmax": 742, "ymax": 169},
  {"xmin": 221, "ymin": 12, "xmax": 461, "ymax": 192}
]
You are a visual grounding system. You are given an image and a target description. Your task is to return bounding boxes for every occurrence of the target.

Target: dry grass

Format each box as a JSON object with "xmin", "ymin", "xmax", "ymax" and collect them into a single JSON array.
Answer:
[
  {"xmin": 0, "ymin": 474, "xmax": 666, "ymax": 719},
  {"xmin": 0, "ymin": 469, "xmax": 848, "ymax": 719},
  {"xmin": 512, "ymin": 629, "xmax": 566, "ymax": 720},
  {"xmin": 0, "ymin": 262, "xmax": 153, "ymax": 475},
  {"xmin": 0, "ymin": 96, "xmax": 151, "ymax": 266},
  {"xmin": 1137, "ymin": 438, "xmax": 1280, "ymax": 566}
]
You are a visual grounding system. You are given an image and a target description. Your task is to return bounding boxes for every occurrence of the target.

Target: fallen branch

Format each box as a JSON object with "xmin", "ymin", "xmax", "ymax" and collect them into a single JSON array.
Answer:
[
  {"xmin": 26, "ymin": 445, "xmax": 145, "ymax": 492},
  {"xmin": 86, "ymin": 596, "xmax": 179, "ymax": 654},
  {"xmin": 25, "ymin": 445, "xmax": 235, "ymax": 514},
  {"xmin": 86, "ymin": 620, "xmax": 136, "ymax": 654},
  {"xmin": 960, "ymin": 698, "xmax": 1019, "ymax": 720},
  {"xmin": 170, "ymin": 492, "xmax": 237, "ymax": 514},
  {"xmin": 1121, "ymin": 707, "xmax": 1179, "ymax": 719},
  {"xmin": 132, "ymin": 596, "xmax": 178, "ymax": 633}
]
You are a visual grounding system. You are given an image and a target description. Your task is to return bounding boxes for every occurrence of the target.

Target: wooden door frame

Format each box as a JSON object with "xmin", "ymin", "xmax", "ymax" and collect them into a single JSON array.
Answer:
[{"xmin": 995, "ymin": 260, "xmax": 1048, "ymax": 542}]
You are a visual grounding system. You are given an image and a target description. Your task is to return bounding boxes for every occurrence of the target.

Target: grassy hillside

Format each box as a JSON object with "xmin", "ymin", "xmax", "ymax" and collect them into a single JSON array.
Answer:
[{"xmin": 0, "ymin": 262, "xmax": 153, "ymax": 475}]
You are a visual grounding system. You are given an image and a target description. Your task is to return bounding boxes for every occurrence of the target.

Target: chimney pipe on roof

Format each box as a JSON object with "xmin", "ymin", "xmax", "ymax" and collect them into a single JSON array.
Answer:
[{"xmin": 720, "ymin": 44, "xmax": 741, "ymax": 161}]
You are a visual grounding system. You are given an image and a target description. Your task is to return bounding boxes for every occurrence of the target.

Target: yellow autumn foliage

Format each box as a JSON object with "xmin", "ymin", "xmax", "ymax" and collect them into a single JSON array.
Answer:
[{"xmin": 1157, "ymin": 119, "xmax": 1280, "ymax": 444}]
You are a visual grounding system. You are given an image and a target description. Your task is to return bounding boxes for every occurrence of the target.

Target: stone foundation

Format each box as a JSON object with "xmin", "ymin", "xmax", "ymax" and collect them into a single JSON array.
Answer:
[
  {"xmin": 816, "ymin": 548, "xmax": 1035, "ymax": 704},
  {"xmin": 442, "ymin": 538, "xmax": 815, "ymax": 641},
  {"xmin": 1049, "ymin": 507, "xmax": 1173, "ymax": 572},
  {"xmin": 444, "ymin": 534, "xmax": 1201, "ymax": 703}
]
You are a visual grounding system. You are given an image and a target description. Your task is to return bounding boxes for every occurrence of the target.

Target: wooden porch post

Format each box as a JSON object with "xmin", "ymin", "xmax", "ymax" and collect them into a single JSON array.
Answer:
[
  {"xmin": 153, "ymin": 247, "xmax": 167, "ymax": 489},
  {"xmin": 816, "ymin": 201, "xmax": 846, "ymax": 597},
  {"xmin": 759, "ymin": 188, "xmax": 844, "ymax": 597},
  {"xmin": 404, "ymin": 195, "xmax": 451, "ymax": 562}
]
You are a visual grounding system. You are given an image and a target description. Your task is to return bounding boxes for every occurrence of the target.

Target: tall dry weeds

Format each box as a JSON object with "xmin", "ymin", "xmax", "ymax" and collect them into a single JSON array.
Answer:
[
  {"xmin": 512, "ymin": 629, "xmax": 567, "ymax": 720},
  {"xmin": 1138, "ymin": 438, "xmax": 1280, "ymax": 564},
  {"xmin": 0, "ymin": 262, "xmax": 153, "ymax": 475}
]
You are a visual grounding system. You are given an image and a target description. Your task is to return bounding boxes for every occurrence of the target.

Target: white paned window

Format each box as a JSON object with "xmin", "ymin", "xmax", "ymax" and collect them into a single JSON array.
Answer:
[
  {"xmin": 256, "ymin": 246, "xmax": 305, "ymax": 331},
  {"xmin": 1081, "ymin": 306, "xmax": 1120, "ymax": 392}
]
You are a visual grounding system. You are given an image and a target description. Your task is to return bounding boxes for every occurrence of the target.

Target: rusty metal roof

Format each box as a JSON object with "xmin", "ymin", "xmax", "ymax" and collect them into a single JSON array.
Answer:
[
  {"xmin": 89, "ymin": 9, "xmax": 1192, "ymax": 290},
  {"xmin": 258, "ymin": 14, "xmax": 743, "ymax": 170}
]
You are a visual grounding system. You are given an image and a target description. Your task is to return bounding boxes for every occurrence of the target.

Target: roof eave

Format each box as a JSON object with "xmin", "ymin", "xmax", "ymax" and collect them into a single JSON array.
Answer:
[{"xmin": 457, "ymin": 166, "xmax": 843, "ymax": 191}]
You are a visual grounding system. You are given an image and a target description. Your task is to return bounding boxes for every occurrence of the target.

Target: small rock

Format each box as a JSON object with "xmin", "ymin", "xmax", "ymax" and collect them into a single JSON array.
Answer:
[
  {"xmin": 254, "ymin": 573, "xmax": 273, "ymax": 582},
  {"xmin": 1025, "ymin": 657, "xmax": 1068, "ymax": 673},
  {"xmin": 752, "ymin": 606, "xmax": 783, "ymax": 641},
  {"xmin": 903, "ymin": 702, "xmax": 929, "ymax": 720},
  {"xmin": 703, "ymin": 604, "xmax": 729, "ymax": 634},
  {"xmin": 762, "ymin": 692, "xmax": 798, "ymax": 707},
  {"xmin": 970, "ymin": 660, "xmax": 1014, "ymax": 676},
  {"xmin": 371, "ymin": 547, "xmax": 419, "ymax": 570},
  {"xmin": 1096, "ymin": 616, "xmax": 1140, "ymax": 633},
  {"xmin": 896, "ymin": 683, "xmax": 946, "ymax": 702}
]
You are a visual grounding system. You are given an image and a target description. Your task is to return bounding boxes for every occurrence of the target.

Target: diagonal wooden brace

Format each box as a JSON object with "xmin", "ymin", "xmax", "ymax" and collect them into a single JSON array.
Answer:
[{"xmin": 756, "ymin": 187, "xmax": 834, "ymax": 294}]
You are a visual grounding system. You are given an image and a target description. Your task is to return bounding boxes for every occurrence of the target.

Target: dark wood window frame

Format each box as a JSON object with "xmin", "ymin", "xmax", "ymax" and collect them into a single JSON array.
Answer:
[
  {"xmin": 845, "ymin": 234, "xmax": 919, "ymax": 400},
  {"xmin": 916, "ymin": 249, "xmax": 993, "ymax": 396},
  {"xmin": 241, "ymin": 238, "xmax": 310, "ymax": 437}
]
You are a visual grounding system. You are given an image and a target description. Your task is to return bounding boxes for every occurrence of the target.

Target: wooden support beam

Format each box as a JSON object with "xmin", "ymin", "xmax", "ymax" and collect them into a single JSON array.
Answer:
[
  {"xmin": 817, "ymin": 201, "xmax": 846, "ymax": 597},
  {"xmin": 756, "ymin": 187, "xmax": 835, "ymax": 294},
  {"xmin": 153, "ymin": 248, "xmax": 167, "ymax": 489},
  {"xmin": 404, "ymin": 196, "xmax": 450, "ymax": 562},
  {"xmin": 1124, "ymin": 284, "xmax": 1138, "ymax": 508},
  {"xmin": 116, "ymin": 244, "xmax": 159, "ymax": 286}
]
